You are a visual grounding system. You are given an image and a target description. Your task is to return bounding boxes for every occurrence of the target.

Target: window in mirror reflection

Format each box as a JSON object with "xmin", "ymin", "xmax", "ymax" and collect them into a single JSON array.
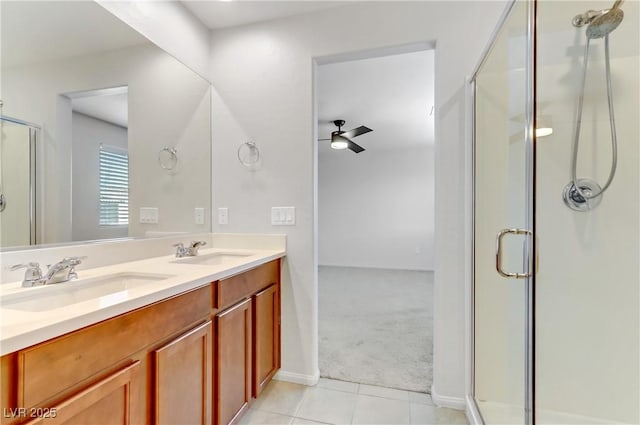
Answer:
[{"xmin": 99, "ymin": 145, "xmax": 129, "ymax": 227}]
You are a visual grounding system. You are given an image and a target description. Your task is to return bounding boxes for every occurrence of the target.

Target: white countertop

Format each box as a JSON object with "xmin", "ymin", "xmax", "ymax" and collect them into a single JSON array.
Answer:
[{"xmin": 0, "ymin": 247, "xmax": 285, "ymax": 355}]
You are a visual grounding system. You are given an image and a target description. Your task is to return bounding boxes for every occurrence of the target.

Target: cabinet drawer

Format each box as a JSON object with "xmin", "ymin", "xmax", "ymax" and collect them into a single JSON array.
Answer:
[
  {"xmin": 214, "ymin": 260, "xmax": 279, "ymax": 310},
  {"xmin": 18, "ymin": 286, "xmax": 210, "ymax": 408}
]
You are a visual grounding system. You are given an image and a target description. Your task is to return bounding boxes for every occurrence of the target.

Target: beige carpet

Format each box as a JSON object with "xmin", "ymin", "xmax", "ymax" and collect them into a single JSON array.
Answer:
[{"xmin": 318, "ymin": 266, "xmax": 433, "ymax": 393}]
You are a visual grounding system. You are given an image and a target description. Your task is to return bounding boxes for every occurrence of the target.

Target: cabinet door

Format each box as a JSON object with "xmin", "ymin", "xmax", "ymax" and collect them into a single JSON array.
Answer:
[
  {"xmin": 23, "ymin": 361, "xmax": 141, "ymax": 425},
  {"xmin": 252, "ymin": 284, "xmax": 280, "ymax": 398},
  {"xmin": 216, "ymin": 298, "xmax": 251, "ymax": 425},
  {"xmin": 154, "ymin": 321, "xmax": 212, "ymax": 425}
]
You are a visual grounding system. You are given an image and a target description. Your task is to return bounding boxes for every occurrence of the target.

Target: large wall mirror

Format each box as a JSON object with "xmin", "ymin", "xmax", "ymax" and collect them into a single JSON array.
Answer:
[{"xmin": 0, "ymin": 1, "xmax": 212, "ymax": 250}]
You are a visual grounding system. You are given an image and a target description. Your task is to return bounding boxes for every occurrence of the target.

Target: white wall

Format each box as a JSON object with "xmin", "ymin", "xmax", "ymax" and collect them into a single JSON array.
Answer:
[
  {"xmin": 2, "ymin": 44, "xmax": 211, "ymax": 244},
  {"xmin": 97, "ymin": 0, "xmax": 211, "ymax": 81},
  {"xmin": 318, "ymin": 147, "xmax": 434, "ymax": 270},
  {"xmin": 71, "ymin": 112, "xmax": 128, "ymax": 241},
  {"xmin": 209, "ymin": 1, "xmax": 508, "ymax": 400}
]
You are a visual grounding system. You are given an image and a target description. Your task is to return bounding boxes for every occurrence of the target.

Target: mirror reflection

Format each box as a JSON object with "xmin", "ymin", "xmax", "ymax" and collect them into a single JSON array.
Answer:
[{"xmin": 0, "ymin": 1, "xmax": 212, "ymax": 250}]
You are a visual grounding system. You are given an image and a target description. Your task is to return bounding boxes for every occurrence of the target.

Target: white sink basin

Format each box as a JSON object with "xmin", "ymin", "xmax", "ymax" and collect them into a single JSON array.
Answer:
[
  {"xmin": 1, "ymin": 272, "xmax": 174, "ymax": 312},
  {"xmin": 170, "ymin": 252, "xmax": 252, "ymax": 266}
]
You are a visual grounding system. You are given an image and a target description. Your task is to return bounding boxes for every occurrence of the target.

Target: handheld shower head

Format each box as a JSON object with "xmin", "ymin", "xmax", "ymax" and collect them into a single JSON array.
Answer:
[
  {"xmin": 586, "ymin": 7, "xmax": 624, "ymax": 38},
  {"xmin": 564, "ymin": 0, "xmax": 624, "ymax": 211}
]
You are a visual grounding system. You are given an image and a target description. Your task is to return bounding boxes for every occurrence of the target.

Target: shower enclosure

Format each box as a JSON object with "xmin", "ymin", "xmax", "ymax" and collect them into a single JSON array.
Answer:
[
  {"xmin": 470, "ymin": 0, "xmax": 639, "ymax": 424},
  {"xmin": 0, "ymin": 116, "xmax": 38, "ymax": 247}
]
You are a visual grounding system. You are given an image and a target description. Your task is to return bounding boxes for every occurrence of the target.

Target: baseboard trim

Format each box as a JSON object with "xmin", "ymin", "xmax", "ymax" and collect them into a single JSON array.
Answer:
[
  {"xmin": 274, "ymin": 369, "xmax": 320, "ymax": 386},
  {"xmin": 431, "ymin": 385, "xmax": 466, "ymax": 410},
  {"xmin": 465, "ymin": 395, "xmax": 483, "ymax": 425}
]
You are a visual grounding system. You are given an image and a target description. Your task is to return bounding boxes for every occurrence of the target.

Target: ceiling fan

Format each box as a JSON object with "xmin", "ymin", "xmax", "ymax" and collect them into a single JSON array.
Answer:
[{"xmin": 319, "ymin": 120, "xmax": 373, "ymax": 153}]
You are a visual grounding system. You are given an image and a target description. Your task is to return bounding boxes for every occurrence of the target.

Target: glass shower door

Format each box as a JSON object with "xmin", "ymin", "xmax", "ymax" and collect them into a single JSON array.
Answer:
[
  {"xmin": 0, "ymin": 118, "xmax": 36, "ymax": 247},
  {"xmin": 472, "ymin": 0, "xmax": 534, "ymax": 423}
]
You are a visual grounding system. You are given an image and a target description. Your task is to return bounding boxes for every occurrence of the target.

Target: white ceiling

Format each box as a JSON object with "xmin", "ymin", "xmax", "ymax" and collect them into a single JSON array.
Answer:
[
  {"xmin": 1, "ymin": 1, "xmax": 149, "ymax": 68},
  {"xmin": 180, "ymin": 1, "xmax": 347, "ymax": 30},
  {"xmin": 317, "ymin": 49, "xmax": 434, "ymax": 154},
  {"xmin": 71, "ymin": 88, "xmax": 129, "ymax": 129}
]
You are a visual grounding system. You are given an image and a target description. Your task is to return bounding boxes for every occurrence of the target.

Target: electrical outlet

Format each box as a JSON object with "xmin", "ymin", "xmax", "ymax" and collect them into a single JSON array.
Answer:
[
  {"xmin": 194, "ymin": 208, "xmax": 205, "ymax": 225},
  {"xmin": 139, "ymin": 207, "xmax": 159, "ymax": 224},
  {"xmin": 218, "ymin": 207, "xmax": 228, "ymax": 225}
]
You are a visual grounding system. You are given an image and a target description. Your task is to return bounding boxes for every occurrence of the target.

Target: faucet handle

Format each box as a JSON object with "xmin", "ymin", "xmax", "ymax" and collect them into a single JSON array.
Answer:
[
  {"xmin": 63, "ymin": 256, "xmax": 86, "ymax": 266},
  {"xmin": 10, "ymin": 262, "xmax": 43, "ymax": 285},
  {"xmin": 10, "ymin": 262, "xmax": 40, "ymax": 271},
  {"xmin": 189, "ymin": 241, "xmax": 206, "ymax": 256},
  {"xmin": 63, "ymin": 256, "xmax": 86, "ymax": 280},
  {"xmin": 173, "ymin": 242, "xmax": 187, "ymax": 257}
]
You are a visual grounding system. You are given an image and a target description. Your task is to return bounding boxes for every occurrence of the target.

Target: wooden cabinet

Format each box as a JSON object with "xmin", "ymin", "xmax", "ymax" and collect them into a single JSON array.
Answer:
[
  {"xmin": 252, "ymin": 284, "xmax": 280, "ymax": 398},
  {"xmin": 213, "ymin": 259, "xmax": 281, "ymax": 425},
  {"xmin": 215, "ymin": 299, "xmax": 251, "ymax": 425},
  {"xmin": 0, "ymin": 258, "xmax": 282, "ymax": 425},
  {"xmin": 154, "ymin": 321, "xmax": 212, "ymax": 425},
  {"xmin": 23, "ymin": 361, "xmax": 141, "ymax": 425},
  {"xmin": 1, "ymin": 286, "xmax": 211, "ymax": 425}
]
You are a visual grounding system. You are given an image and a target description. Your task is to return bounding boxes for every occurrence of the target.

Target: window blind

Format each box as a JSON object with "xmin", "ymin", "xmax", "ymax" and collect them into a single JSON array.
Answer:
[{"xmin": 99, "ymin": 145, "xmax": 129, "ymax": 226}]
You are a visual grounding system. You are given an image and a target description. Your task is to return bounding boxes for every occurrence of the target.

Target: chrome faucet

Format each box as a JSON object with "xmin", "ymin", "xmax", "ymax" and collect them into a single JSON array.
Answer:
[
  {"xmin": 10, "ymin": 256, "xmax": 86, "ymax": 287},
  {"xmin": 173, "ymin": 241, "xmax": 207, "ymax": 258},
  {"xmin": 44, "ymin": 257, "xmax": 85, "ymax": 284}
]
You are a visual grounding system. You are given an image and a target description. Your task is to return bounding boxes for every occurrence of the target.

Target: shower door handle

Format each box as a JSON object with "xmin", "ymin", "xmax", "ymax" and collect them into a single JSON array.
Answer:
[{"xmin": 496, "ymin": 228, "xmax": 532, "ymax": 279}]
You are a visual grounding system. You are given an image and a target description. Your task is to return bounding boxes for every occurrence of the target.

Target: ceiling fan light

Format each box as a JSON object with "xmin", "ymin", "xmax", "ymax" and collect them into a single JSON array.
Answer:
[
  {"xmin": 331, "ymin": 140, "xmax": 348, "ymax": 150},
  {"xmin": 330, "ymin": 135, "xmax": 348, "ymax": 150}
]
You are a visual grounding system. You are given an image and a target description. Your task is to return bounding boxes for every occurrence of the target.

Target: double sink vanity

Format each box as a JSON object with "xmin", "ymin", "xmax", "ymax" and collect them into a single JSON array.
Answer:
[{"xmin": 0, "ymin": 234, "xmax": 286, "ymax": 425}]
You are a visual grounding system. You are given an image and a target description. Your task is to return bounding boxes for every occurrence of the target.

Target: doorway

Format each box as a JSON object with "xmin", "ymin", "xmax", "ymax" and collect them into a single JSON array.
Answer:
[
  {"xmin": 66, "ymin": 86, "xmax": 129, "ymax": 242},
  {"xmin": 315, "ymin": 47, "xmax": 435, "ymax": 393}
]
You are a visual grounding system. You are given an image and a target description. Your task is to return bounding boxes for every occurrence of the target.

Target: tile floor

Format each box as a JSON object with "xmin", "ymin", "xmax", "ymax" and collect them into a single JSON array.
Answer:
[{"xmin": 239, "ymin": 378, "xmax": 468, "ymax": 425}]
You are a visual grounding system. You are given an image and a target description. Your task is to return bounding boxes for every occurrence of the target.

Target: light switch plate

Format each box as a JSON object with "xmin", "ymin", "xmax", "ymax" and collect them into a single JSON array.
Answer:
[
  {"xmin": 218, "ymin": 207, "xmax": 228, "ymax": 225},
  {"xmin": 194, "ymin": 208, "xmax": 205, "ymax": 225},
  {"xmin": 271, "ymin": 207, "xmax": 295, "ymax": 226},
  {"xmin": 139, "ymin": 207, "xmax": 159, "ymax": 224}
]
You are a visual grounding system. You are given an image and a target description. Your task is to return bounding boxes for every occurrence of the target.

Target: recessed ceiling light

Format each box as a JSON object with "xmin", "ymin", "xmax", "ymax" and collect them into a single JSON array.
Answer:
[{"xmin": 535, "ymin": 127, "xmax": 553, "ymax": 138}]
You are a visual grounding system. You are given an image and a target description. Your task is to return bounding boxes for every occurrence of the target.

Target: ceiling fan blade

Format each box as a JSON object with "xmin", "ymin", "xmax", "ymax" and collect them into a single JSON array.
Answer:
[
  {"xmin": 347, "ymin": 140, "xmax": 365, "ymax": 153},
  {"xmin": 318, "ymin": 138, "xmax": 331, "ymax": 141},
  {"xmin": 342, "ymin": 125, "xmax": 372, "ymax": 139}
]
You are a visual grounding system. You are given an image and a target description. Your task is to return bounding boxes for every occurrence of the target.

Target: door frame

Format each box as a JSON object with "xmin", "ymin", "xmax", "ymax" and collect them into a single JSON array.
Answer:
[
  {"xmin": 312, "ymin": 41, "xmax": 436, "ymax": 391},
  {"xmin": 464, "ymin": 0, "xmax": 536, "ymax": 423}
]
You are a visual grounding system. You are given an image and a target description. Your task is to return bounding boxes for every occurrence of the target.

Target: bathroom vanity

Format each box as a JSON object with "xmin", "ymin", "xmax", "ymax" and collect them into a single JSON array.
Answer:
[{"xmin": 0, "ymin": 235, "xmax": 285, "ymax": 425}]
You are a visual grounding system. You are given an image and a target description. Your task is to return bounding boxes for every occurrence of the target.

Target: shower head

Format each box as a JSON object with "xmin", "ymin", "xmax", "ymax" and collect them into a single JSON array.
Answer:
[{"xmin": 586, "ymin": 5, "xmax": 624, "ymax": 38}]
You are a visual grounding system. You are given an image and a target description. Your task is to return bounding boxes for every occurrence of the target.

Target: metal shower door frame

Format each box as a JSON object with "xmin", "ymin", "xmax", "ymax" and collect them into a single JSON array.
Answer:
[
  {"xmin": 0, "ymin": 115, "xmax": 40, "ymax": 246},
  {"xmin": 466, "ymin": 0, "xmax": 536, "ymax": 423}
]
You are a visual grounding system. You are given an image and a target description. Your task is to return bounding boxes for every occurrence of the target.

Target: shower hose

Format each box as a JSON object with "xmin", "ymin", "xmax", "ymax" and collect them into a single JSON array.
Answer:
[{"xmin": 571, "ymin": 34, "xmax": 618, "ymax": 201}]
